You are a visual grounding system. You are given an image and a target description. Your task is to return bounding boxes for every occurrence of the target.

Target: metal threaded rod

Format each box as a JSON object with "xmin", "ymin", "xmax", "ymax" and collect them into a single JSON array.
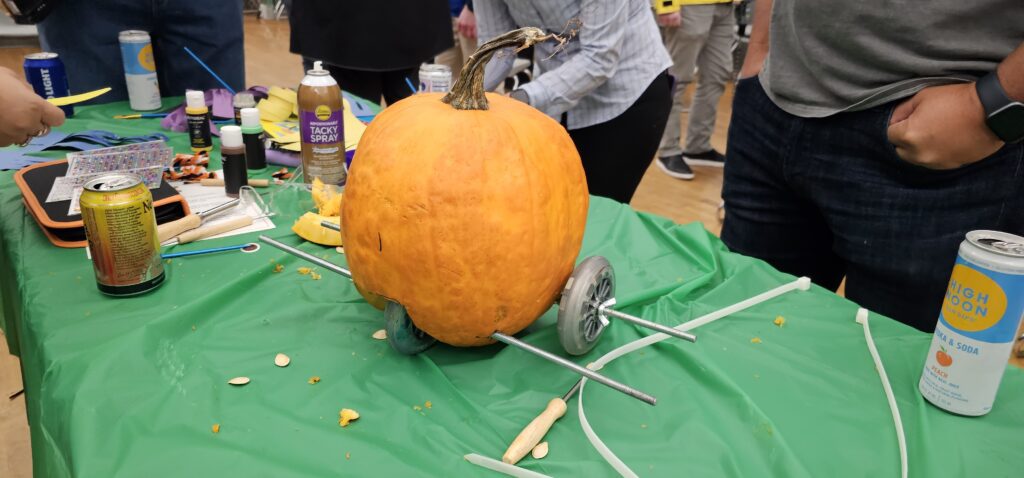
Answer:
[
  {"xmin": 320, "ymin": 220, "xmax": 340, "ymax": 231},
  {"xmin": 258, "ymin": 235, "xmax": 352, "ymax": 278},
  {"xmin": 599, "ymin": 304, "xmax": 697, "ymax": 343},
  {"xmin": 491, "ymin": 332, "xmax": 657, "ymax": 406}
]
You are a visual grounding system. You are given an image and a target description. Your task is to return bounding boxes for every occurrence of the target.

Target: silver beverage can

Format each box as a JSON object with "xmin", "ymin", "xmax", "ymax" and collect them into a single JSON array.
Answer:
[
  {"xmin": 118, "ymin": 30, "xmax": 162, "ymax": 111},
  {"xmin": 418, "ymin": 63, "xmax": 452, "ymax": 93},
  {"xmin": 919, "ymin": 230, "xmax": 1024, "ymax": 416}
]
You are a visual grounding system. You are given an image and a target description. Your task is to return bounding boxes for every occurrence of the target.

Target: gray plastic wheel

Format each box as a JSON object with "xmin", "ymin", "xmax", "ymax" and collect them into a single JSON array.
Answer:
[
  {"xmin": 557, "ymin": 256, "xmax": 615, "ymax": 356},
  {"xmin": 384, "ymin": 301, "xmax": 437, "ymax": 355}
]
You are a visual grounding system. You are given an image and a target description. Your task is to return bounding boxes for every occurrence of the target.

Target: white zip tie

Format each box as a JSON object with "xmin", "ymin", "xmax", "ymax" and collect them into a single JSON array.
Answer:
[
  {"xmin": 578, "ymin": 277, "xmax": 812, "ymax": 476},
  {"xmin": 855, "ymin": 308, "xmax": 908, "ymax": 478},
  {"xmin": 464, "ymin": 453, "xmax": 553, "ymax": 478}
]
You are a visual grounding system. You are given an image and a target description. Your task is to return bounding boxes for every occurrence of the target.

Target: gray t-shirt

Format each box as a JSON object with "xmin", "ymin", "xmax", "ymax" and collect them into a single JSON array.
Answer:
[{"xmin": 760, "ymin": 1, "xmax": 1024, "ymax": 118}]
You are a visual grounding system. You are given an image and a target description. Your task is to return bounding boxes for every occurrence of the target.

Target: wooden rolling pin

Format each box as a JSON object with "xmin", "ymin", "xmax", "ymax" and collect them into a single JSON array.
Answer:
[
  {"xmin": 502, "ymin": 397, "xmax": 568, "ymax": 465},
  {"xmin": 157, "ymin": 198, "xmax": 240, "ymax": 243},
  {"xmin": 200, "ymin": 178, "xmax": 272, "ymax": 187},
  {"xmin": 172, "ymin": 216, "xmax": 254, "ymax": 245}
]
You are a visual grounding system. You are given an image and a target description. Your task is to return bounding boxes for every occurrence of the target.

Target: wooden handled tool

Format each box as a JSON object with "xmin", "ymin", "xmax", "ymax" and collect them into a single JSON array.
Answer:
[
  {"xmin": 200, "ymin": 178, "xmax": 272, "ymax": 187},
  {"xmin": 175, "ymin": 216, "xmax": 253, "ymax": 245},
  {"xmin": 502, "ymin": 397, "xmax": 568, "ymax": 465},
  {"xmin": 157, "ymin": 198, "xmax": 240, "ymax": 243},
  {"xmin": 157, "ymin": 214, "xmax": 202, "ymax": 243}
]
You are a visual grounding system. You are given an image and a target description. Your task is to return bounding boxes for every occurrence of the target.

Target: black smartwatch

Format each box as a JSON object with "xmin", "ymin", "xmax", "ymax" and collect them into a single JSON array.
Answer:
[{"xmin": 976, "ymin": 71, "xmax": 1024, "ymax": 144}]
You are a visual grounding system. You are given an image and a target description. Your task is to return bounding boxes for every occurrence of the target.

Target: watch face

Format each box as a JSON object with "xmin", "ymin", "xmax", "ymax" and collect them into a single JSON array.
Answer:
[{"xmin": 991, "ymin": 103, "xmax": 1024, "ymax": 143}]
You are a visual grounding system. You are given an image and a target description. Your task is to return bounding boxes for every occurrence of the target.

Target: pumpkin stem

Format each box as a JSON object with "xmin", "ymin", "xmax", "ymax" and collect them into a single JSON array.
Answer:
[{"xmin": 442, "ymin": 27, "xmax": 568, "ymax": 111}]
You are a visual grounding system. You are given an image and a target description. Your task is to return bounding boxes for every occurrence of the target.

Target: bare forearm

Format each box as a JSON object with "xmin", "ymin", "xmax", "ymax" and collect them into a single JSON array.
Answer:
[
  {"xmin": 739, "ymin": 0, "xmax": 773, "ymax": 77},
  {"xmin": 997, "ymin": 42, "xmax": 1024, "ymax": 101}
]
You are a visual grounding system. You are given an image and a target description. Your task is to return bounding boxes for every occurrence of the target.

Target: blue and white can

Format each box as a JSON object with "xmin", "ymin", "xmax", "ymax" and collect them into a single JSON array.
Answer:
[
  {"xmin": 118, "ymin": 30, "xmax": 161, "ymax": 111},
  {"xmin": 23, "ymin": 52, "xmax": 72, "ymax": 116},
  {"xmin": 920, "ymin": 230, "xmax": 1024, "ymax": 416}
]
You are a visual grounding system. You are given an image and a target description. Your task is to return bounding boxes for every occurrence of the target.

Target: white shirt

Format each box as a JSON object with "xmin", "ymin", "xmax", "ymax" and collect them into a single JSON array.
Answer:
[{"xmin": 476, "ymin": 0, "xmax": 672, "ymax": 129}]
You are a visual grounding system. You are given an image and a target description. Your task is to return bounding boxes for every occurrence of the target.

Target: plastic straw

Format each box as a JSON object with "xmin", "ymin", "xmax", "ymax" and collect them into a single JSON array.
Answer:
[
  {"xmin": 463, "ymin": 454, "xmax": 553, "ymax": 478},
  {"xmin": 855, "ymin": 308, "xmax": 908, "ymax": 478},
  {"xmin": 578, "ymin": 277, "xmax": 812, "ymax": 476},
  {"xmin": 183, "ymin": 46, "xmax": 236, "ymax": 95}
]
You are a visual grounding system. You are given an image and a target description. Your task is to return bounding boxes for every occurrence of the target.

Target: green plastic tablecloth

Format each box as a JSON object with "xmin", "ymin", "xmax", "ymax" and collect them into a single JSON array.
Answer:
[{"xmin": 1, "ymin": 101, "xmax": 1023, "ymax": 477}]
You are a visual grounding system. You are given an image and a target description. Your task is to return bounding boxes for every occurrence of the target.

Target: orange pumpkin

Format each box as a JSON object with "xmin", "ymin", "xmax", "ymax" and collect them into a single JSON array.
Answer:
[{"xmin": 341, "ymin": 28, "xmax": 589, "ymax": 346}]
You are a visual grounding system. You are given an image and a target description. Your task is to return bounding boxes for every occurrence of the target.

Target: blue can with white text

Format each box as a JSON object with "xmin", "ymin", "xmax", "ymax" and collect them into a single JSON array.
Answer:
[{"xmin": 23, "ymin": 52, "xmax": 72, "ymax": 116}]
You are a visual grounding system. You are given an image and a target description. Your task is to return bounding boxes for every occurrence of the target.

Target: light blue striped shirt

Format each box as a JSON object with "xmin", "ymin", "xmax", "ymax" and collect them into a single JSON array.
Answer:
[{"xmin": 476, "ymin": 0, "xmax": 671, "ymax": 130}]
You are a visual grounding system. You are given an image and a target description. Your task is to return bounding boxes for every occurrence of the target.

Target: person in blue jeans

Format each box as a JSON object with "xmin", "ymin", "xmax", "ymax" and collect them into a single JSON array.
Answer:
[
  {"xmin": 723, "ymin": 0, "xmax": 1024, "ymax": 331},
  {"xmin": 36, "ymin": 0, "xmax": 245, "ymax": 103}
]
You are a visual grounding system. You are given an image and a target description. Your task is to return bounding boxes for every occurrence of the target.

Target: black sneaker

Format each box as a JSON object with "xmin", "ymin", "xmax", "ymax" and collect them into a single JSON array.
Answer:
[
  {"xmin": 656, "ymin": 154, "xmax": 695, "ymax": 180},
  {"xmin": 683, "ymin": 149, "xmax": 726, "ymax": 167}
]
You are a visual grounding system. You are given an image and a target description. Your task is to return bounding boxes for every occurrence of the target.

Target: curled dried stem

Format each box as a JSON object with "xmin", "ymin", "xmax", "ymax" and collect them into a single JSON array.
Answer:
[{"xmin": 441, "ymin": 27, "xmax": 569, "ymax": 110}]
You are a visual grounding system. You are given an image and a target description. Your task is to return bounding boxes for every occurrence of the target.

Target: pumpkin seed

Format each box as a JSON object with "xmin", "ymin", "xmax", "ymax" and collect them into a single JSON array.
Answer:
[
  {"xmin": 336, "ymin": 246, "xmax": 345, "ymax": 254},
  {"xmin": 372, "ymin": 329, "xmax": 387, "ymax": 340},
  {"xmin": 532, "ymin": 442, "xmax": 549, "ymax": 459},
  {"xmin": 228, "ymin": 376, "xmax": 250, "ymax": 385},
  {"xmin": 275, "ymin": 353, "xmax": 290, "ymax": 367}
]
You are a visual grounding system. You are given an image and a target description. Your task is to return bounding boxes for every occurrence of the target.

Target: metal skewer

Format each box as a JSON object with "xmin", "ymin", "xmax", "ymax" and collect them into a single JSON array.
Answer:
[
  {"xmin": 258, "ymin": 235, "xmax": 352, "ymax": 278},
  {"xmin": 258, "ymin": 233, "xmax": 657, "ymax": 406},
  {"xmin": 598, "ymin": 298, "xmax": 697, "ymax": 343},
  {"xmin": 491, "ymin": 332, "xmax": 656, "ymax": 406}
]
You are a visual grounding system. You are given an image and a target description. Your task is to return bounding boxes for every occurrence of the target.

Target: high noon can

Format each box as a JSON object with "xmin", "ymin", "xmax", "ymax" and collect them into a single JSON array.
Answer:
[
  {"xmin": 80, "ymin": 174, "xmax": 165, "ymax": 296},
  {"xmin": 118, "ymin": 30, "xmax": 162, "ymax": 111},
  {"xmin": 23, "ymin": 52, "xmax": 72, "ymax": 116},
  {"xmin": 919, "ymin": 230, "xmax": 1024, "ymax": 416}
]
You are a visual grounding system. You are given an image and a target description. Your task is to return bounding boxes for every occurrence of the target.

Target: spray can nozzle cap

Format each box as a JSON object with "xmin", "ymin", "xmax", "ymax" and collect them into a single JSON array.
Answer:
[
  {"xmin": 306, "ymin": 61, "xmax": 331, "ymax": 77},
  {"xmin": 240, "ymin": 107, "xmax": 261, "ymax": 128},
  {"xmin": 185, "ymin": 90, "xmax": 206, "ymax": 109}
]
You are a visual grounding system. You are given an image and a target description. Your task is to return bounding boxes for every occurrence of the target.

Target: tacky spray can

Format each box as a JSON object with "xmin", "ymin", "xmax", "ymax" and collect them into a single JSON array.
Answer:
[
  {"xmin": 920, "ymin": 230, "xmax": 1024, "ymax": 416},
  {"xmin": 118, "ymin": 30, "xmax": 162, "ymax": 111},
  {"xmin": 23, "ymin": 52, "xmax": 72, "ymax": 116},
  {"xmin": 185, "ymin": 90, "xmax": 213, "ymax": 154},
  {"xmin": 297, "ymin": 61, "xmax": 345, "ymax": 185}
]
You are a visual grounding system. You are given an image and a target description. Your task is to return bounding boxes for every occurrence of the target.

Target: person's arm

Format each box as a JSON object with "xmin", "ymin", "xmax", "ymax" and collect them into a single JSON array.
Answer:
[
  {"xmin": 887, "ymin": 42, "xmax": 1024, "ymax": 169},
  {"xmin": 516, "ymin": 0, "xmax": 630, "ymax": 117},
  {"xmin": 476, "ymin": 0, "xmax": 518, "ymax": 91},
  {"xmin": 997, "ymin": 44, "xmax": 1024, "ymax": 101},
  {"xmin": 738, "ymin": 0, "xmax": 772, "ymax": 79},
  {"xmin": 457, "ymin": 5, "xmax": 477, "ymax": 40},
  {"xmin": 0, "ymin": 67, "xmax": 64, "ymax": 147}
]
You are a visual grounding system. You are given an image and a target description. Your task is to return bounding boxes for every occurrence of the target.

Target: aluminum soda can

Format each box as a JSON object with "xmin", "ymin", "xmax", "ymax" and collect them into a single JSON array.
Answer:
[
  {"xmin": 80, "ymin": 174, "xmax": 165, "ymax": 296},
  {"xmin": 919, "ymin": 230, "xmax": 1024, "ymax": 415},
  {"xmin": 418, "ymin": 63, "xmax": 452, "ymax": 93},
  {"xmin": 118, "ymin": 30, "xmax": 162, "ymax": 111},
  {"xmin": 23, "ymin": 52, "xmax": 72, "ymax": 116}
]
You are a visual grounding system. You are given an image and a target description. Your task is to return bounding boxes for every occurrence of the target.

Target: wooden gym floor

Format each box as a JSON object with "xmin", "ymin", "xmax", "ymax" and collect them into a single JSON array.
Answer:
[{"xmin": 1, "ymin": 15, "xmax": 1016, "ymax": 477}]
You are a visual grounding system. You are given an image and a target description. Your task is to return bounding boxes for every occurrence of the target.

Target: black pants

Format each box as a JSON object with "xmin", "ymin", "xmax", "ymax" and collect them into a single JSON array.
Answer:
[
  {"xmin": 566, "ymin": 72, "xmax": 672, "ymax": 204},
  {"xmin": 722, "ymin": 76, "xmax": 1024, "ymax": 331},
  {"xmin": 325, "ymin": 65, "xmax": 418, "ymax": 106}
]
